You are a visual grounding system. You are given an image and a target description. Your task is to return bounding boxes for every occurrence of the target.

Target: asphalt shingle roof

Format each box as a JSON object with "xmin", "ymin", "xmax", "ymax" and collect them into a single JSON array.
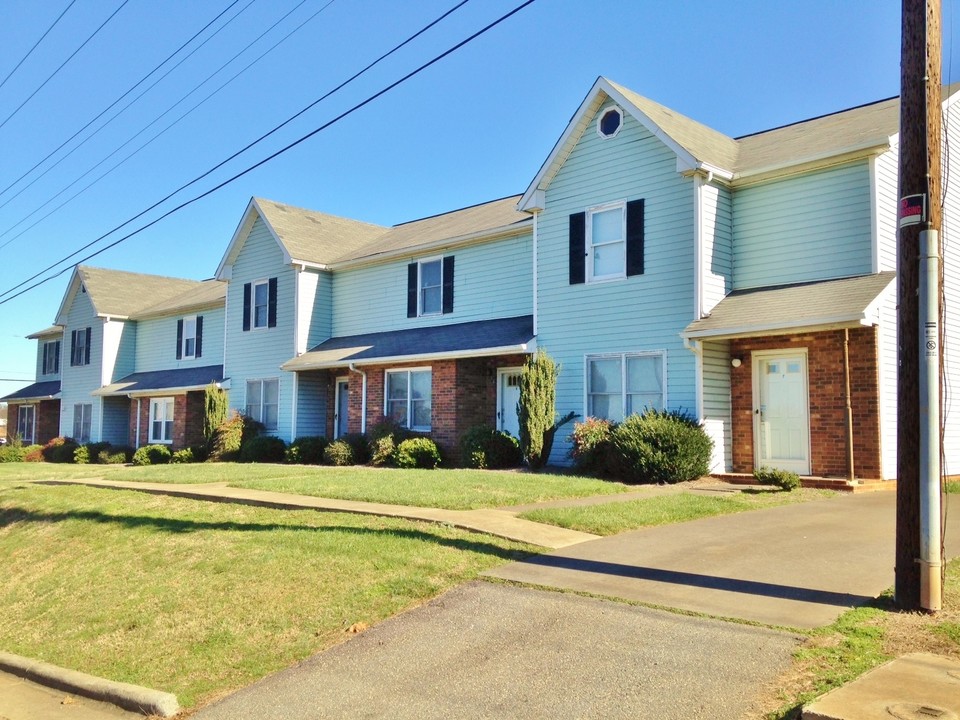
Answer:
[
  {"xmin": 1, "ymin": 380, "xmax": 60, "ymax": 402},
  {"xmin": 93, "ymin": 365, "xmax": 224, "ymax": 397},
  {"xmin": 77, "ymin": 266, "xmax": 208, "ymax": 319}
]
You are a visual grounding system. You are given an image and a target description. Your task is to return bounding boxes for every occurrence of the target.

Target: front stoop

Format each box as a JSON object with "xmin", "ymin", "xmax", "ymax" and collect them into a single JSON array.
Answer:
[
  {"xmin": 802, "ymin": 652, "xmax": 960, "ymax": 720},
  {"xmin": 711, "ymin": 473, "xmax": 896, "ymax": 493}
]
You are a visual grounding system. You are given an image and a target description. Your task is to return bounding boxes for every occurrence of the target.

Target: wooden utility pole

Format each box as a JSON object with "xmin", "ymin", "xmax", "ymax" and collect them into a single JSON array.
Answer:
[{"xmin": 896, "ymin": 0, "xmax": 941, "ymax": 610}]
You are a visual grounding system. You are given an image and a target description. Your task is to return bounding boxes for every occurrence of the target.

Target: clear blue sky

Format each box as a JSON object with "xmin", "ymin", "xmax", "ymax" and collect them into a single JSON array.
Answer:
[{"xmin": 0, "ymin": 0, "xmax": 952, "ymax": 398}]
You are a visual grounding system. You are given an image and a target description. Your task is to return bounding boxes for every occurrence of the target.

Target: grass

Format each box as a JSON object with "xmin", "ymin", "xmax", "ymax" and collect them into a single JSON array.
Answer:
[
  {"xmin": 755, "ymin": 557, "xmax": 960, "ymax": 719},
  {"xmin": 0, "ymin": 462, "xmax": 630, "ymax": 510},
  {"xmin": 517, "ymin": 488, "xmax": 836, "ymax": 535},
  {"xmin": 947, "ymin": 479, "xmax": 960, "ymax": 494},
  {"xmin": 0, "ymin": 479, "xmax": 533, "ymax": 708}
]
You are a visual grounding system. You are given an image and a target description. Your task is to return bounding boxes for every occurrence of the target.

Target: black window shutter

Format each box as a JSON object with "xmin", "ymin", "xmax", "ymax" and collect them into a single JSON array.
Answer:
[
  {"xmin": 70, "ymin": 331, "xmax": 76, "ymax": 367},
  {"xmin": 42, "ymin": 344, "xmax": 49, "ymax": 374},
  {"xmin": 196, "ymin": 316, "xmax": 203, "ymax": 358},
  {"xmin": 54, "ymin": 341, "xmax": 60, "ymax": 374},
  {"xmin": 441, "ymin": 256, "xmax": 454, "ymax": 314},
  {"xmin": 569, "ymin": 212, "xmax": 586, "ymax": 285},
  {"xmin": 626, "ymin": 199, "xmax": 645, "ymax": 277},
  {"xmin": 176, "ymin": 319, "xmax": 183, "ymax": 360},
  {"xmin": 84, "ymin": 327, "xmax": 91, "ymax": 365},
  {"xmin": 267, "ymin": 277, "xmax": 278, "ymax": 328},
  {"xmin": 242, "ymin": 283, "xmax": 251, "ymax": 331},
  {"xmin": 406, "ymin": 263, "xmax": 418, "ymax": 318}
]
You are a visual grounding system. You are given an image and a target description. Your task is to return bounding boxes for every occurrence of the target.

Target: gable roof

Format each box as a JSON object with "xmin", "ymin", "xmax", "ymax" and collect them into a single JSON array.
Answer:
[
  {"xmin": 1, "ymin": 380, "xmax": 60, "ymax": 403},
  {"xmin": 132, "ymin": 278, "xmax": 225, "ymax": 319},
  {"xmin": 26, "ymin": 325, "xmax": 63, "ymax": 339},
  {"xmin": 520, "ymin": 78, "xmax": 960, "ymax": 211}
]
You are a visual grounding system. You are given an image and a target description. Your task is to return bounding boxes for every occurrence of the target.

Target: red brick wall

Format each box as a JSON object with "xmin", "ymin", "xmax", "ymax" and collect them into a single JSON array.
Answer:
[
  {"xmin": 128, "ymin": 392, "xmax": 205, "ymax": 451},
  {"xmin": 730, "ymin": 328, "xmax": 881, "ymax": 478},
  {"xmin": 6, "ymin": 400, "xmax": 60, "ymax": 444}
]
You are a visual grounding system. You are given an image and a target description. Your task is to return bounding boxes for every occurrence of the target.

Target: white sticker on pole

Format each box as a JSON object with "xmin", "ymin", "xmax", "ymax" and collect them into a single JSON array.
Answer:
[
  {"xmin": 925, "ymin": 322, "xmax": 937, "ymax": 357},
  {"xmin": 899, "ymin": 194, "xmax": 927, "ymax": 228}
]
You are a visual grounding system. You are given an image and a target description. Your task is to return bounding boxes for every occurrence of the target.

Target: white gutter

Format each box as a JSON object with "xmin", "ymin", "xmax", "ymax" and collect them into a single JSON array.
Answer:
[
  {"xmin": 682, "ymin": 337, "xmax": 704, "ymax": 419},
  {"xmin": 282, "ymin": 342, "xmax": 536, "ymax": 373},
  {"xmin": 135, "ymin": 398, "xmax": 141, "ymax": 448},
  {"xmin": 682, "ymin": 314, "xmax": 878, "ymax": 341},
  {"xmin": 348, "ymin": 363, "xmax": 367, "ymax": 434},
  {"xmin": 96, "ymin": 382, "xmax": 224, "ymax": 398},
  {"xmin": 693, "ymin": 174, "xmax": 704, "ymax": 321}
]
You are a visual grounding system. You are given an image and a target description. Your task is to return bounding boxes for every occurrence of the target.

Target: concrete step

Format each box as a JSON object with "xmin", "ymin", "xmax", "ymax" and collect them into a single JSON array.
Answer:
[{"xmin": 710, "ymin": 473, "xmax": 896, "ymax": 493}]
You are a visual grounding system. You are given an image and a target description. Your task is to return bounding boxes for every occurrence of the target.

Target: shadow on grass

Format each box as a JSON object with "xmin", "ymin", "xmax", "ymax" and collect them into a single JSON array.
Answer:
[{"xmin": 0, "ymin": 506, "xmax": 528, "ymax": 560}]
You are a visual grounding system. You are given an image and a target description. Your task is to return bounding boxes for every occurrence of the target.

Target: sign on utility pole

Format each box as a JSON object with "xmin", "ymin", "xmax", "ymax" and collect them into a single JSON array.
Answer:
[{"xmin": 896, "ymin": 0, "xmax": 943, "ymax": 612}]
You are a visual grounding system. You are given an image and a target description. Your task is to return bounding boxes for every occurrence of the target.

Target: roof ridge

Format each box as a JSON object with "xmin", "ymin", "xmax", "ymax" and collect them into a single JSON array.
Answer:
[
  {"xmin": 254, "ymin": 197, "xmax": 388, "ymax": 231},
  {"xmin": 735, "ymin": 95, "xmax": 899, "ymax": 141},
  {"xmin": 390, "ymin": 194, "xmax": 522, "ymax": 228}
]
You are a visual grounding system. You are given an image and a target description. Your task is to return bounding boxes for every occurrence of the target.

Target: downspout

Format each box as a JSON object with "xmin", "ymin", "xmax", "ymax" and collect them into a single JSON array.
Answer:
[
  {"xmin": 348, "ymin": 363, "xmax": 367, "ymax": 434},
  {"xmin": 843, "ymin": 329, "xmax": 855, "ymax": 481},
  {"xmin": 693, "ymin": 174, "xmax": 704, "ymax": 320},
  {"xmin": 683, "ymin": 337, "xmax": 704, "ymax": 419},
  {"xmin": 532, "ymin": 209, "xmax": 539, "ymax": 337}
]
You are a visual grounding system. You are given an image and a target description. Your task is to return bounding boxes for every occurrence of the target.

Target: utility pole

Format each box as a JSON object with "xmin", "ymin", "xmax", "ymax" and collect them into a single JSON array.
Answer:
[{"xmin": 896, "ymin": 0, "xmax": 942, "ymax": 611}]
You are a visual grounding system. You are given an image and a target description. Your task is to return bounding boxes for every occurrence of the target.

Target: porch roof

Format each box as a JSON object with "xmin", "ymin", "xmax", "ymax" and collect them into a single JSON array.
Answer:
[
  {"xmin": 282, "ymin": 316, "xmax": 535, "ymax": 371},
  {"xmin": 682, "ymin": 272, "xmax": 896, "ymax": 341},
  {"xmin": 1, "ymin": 380, "xmax": 60, "ymax": 402},
  {"xmin": 93, "ymin": 365, "xmax": 224, "ymax": 397}
]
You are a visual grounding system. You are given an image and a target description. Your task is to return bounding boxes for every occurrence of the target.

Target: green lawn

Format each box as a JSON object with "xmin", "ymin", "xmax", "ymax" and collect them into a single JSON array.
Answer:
[
  {"xmin": 517, "ymin": 488, "xmax": 836, "ymax": 535},
  {"xmin": 0, "ymin": 462, "xmax": 630, "ymax": 510},
  {"xmin": 0, "ymin": 479, "xmax": 533, "ymax": 708}
]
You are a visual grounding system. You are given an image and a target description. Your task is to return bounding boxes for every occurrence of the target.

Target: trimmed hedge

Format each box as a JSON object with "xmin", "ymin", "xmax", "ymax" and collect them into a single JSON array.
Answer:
[
  {"xmin": 395, "ymin": 437, "xmax": 441, "ymax": 469},
  {"xmin": 239, "ymin": 436, "xmax": 287, "ymax": 463},
  {"xmin": 132, "ymin": 444, "xmax": 172, "ymax": 466},
  {"xmin": 99, "ymin": 446, "xmax": 133, "ymax": 464},
  {"xmin": 285, "ymin": 436, "xmax": 327, "ymax": 465},
  {"xmin": 459, "ymin": 425, "xmax": 522, "ymax": 469},
  {"xmin": 171, "ymin": 448, "xmax": 197, "ymax": 464},
  {"xmin": 608, "ymin": 409, "xmax": 712, "ymax": 485}
]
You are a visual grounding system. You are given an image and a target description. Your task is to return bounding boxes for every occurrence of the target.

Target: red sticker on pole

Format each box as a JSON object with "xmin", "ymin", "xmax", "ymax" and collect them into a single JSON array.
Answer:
[{"xmin": 899, "ymin": 194, "xmax": 927, "ymax": 228}]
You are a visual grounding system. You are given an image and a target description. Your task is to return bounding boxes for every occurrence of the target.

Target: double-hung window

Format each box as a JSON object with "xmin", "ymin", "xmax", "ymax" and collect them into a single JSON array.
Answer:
[
  {"xmin": 71, "ymin": 328, "xmax": 91, "ymax": 366},
  {"xmin": 586, "ymin": 352, "xmax": 665, "ymax": 422},
  {"xmin": 385, "ymin": 368, "xmax": 431, "ymax": 432},
  {"xmin": 587, "ymin": 202, "xmax": 626, "ymax": 281},
  {"xmin": 73, "ymin": 403, "xmax": 92, "ymax": 443},
  {"xmin": 149, "ymin": 398, "xmax": 175, "ymax": 444},
  {"xmin": 407, "ymin": 257, "xmax": 454, "ymax": 318},
  {"xmin": 246, "ymin": 379, "xmax": 279, "ymax": 432},
  {"xmin": 419, "ymin": 260, "xmax": 442, "ymax": 315},
  {"xmin": 242, "ymin": 278, "xmax": 277, "ymax": 331},
  {"xmin": 253, "ymin": 281, "xmax": 269, "ymax": 328},
  {"xmin": 42, "ymin": 340, "xmax": 60, "ymax": 375},
  {"xmin": 176, "ymin": 316, "xmax": 202, "ymax": 359},
  {"xmin": 17, "ymin": 405, "xmax": 35, "ymax": 444}
]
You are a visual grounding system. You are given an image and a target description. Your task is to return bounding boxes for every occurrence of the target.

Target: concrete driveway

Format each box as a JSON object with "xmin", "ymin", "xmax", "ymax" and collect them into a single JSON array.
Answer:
[{"xmin": 486, "ymin": 492, "xmax": 960, "ymax": 628}]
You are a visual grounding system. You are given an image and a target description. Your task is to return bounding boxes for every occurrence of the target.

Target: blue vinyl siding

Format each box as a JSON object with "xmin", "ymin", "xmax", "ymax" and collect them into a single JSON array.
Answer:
[
  {"xmin": 59, "ymin": 289, "xmax": 102, "ymax": 440},
  {"xmin": 536, "ymin": 102, "xmax": 697, "ymax": 463},
  {"xmin": 224, "ymin": 216, "xmax": 296, "ymax": 439},
  {"xmin": 135, "ymin": 308, "xmax": 225, "ymax": 372},
  {"xmin": 101, "ymin": 396, "xmax": 129, "ymax": 445},
  {"xmin": 104, "ymin": 320, "xmax": 137, "ymax": 383},
  {"xmin": 34, "ymin": 335, "xmax": 63, "ymax": 381},
  {"xmin": 732, "ymin": 162, "xmax": 874, "ymax": 289},
  {"xmin": 331, "ymin": 233, "xmax": 532, "ymax": 336},
  {"xmin": 299, "ymin": 269, "xmax": 332, "ymax": 352},
  {"xmin": 701, "ymin": 182, "xmax": 732, "ymax": 313},
  {"xmin": 295, "ymin": 370, "xmax": 327, "ymax": 438}
]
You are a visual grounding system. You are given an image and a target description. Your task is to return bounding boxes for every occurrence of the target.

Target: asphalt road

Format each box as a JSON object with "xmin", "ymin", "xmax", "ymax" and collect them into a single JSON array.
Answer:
[{"xmin": 191, "ymin": 582, "xmax": 799, "ymax": 720}]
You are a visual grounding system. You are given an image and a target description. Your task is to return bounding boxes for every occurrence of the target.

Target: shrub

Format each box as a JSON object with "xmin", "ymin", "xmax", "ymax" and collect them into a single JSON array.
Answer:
[
  {"xmin": 209, "ymin": 412, "xmax": 263, "ymax": 462},
  {"xmin": 75, "ymin": 442, "xmax": 111, "ymax": 465},
  {"xmin": 74, "ymin": 445, "xmax": 91, "ymax": 464},
  {"xmin": 753, "ymin": 466, "xmax": 801, "ymax": 491},
  {"xmin": 41, "ymin": 437, "xmax": 79, "ymax": 463},
  {"xmin": 171, "ymin": 448, "xmax": 196, "ymax": 464},
  {"xmin": 203, "ymin": 384, "xmax": 229, "ymax": 446},
  {"xmin": 0, "ymin": 445, "xmax": 26, "ymax": 462},
  {"xmin": 569, "ymin": 417, "xmax": 616, "ymax": 475},
  {"xmin": 239, "ymin": 435, "xmax": 287, "ymax": 463},
  {"xmin": 607, "ymin": 409, "xmax": 713, "ymax": 485},
  {"xmin": 23, "ymin": 445, "xmax": 44, "ymax": 462},
  {"xmin": 369, "ymin": 435, "xmax": 397, "ymax": 467},
  {"xmin": 518, "ymin": 351, "xmax": 559, "ymax": 470},
  {"xmin": 189, "ymin": 444, "xmax": 209, "ymax": 463},
  {"xmin": 340, "ymin": 433, "xmax": 370, "ymax": 465},
  {"xmin": 459, "ymin": 425, "xmax": 522, "ymax": 469},
  {"xmin": 285, "ymin": 436, "xmax": 327, "ymax": 465},
  {"xmin": 99, "ymin": 446, "xmax": 132, "ymax": 464},
  {"xmin": 132, "ymin": 444, "xmax": 172, "ymax": 466},
  {"xmin": 395, "ymin": 437, "xmax": 441, "ymax": 469},
  {"xmin": 323, "ymin": 440, "xmax": 354, "ymax": 466}
]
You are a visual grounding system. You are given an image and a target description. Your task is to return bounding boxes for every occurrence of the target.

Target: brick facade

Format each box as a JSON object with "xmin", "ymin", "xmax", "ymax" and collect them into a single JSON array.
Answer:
[
  {"xmin": 730, "ymin": 327, "xmax": 881, "ymax": 479},
  {"xmin": 333, "ymin": 353, "xmax": 527, "ymax": 462},
  {"xmin": 6, "ymin": 400, "xmax": 61, "ymax": 445},
  {"xmin": 129, "ymin": 391, "xmax": 206, "ymax": 451}
]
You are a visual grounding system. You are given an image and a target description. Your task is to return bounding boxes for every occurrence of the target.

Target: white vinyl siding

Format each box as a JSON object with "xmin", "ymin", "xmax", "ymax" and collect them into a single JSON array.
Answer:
[
  {"xmin": 224, "ymin": 217, "xmax": 296, "ymax": 440},
  {"xmin": 385, "ymin": 368, "xmax": 431, "ymax": 431},
  {"xmin": 873, "ymin": 146, "xmax": 899, "ymax": 272},
  {"xmin": 536, "ymin": 100, "xmax": 697, "ymax": 463},
  {"xmin": 941, "ymin": 106, "xmax": 960, "ymax": 476},
  {"xmin": 297, "ymin": 269, "xmax": 333, "ymax": 355},
  {"xmin": 149, "ymin": 397, "xmax": 174, "ymax": 444},
  {"xmin": 700, "ymin": 182, "xmax": 733, "ymax": 315},
  {"xmin": 135, "ymin": 307, "xmax": 225, "ymax": 372},
  {"xmin": 331, "ymin": 233, "xmax": 532, "ymax": 336},
  {"xmin": 732, "ymin": 161, "xmax": 874, "ymax": 289},
  {"xmin": 59, "ymin": 289, "xmax": 101, "ymax": 441},
  {"xmin": 101, "ymin": 319, "xmax": 136, "ymax": 384}
]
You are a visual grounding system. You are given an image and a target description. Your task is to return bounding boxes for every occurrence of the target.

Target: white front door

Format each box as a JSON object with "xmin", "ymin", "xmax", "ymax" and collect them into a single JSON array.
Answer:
[
  {"xmin": 497, "ymin": 368, "xmax": 522, "ymax": 438},
  {"xmin": 754, "ymin": 352, "xmax": 810, "ymax": 475},
  {"xmin": 334, "ymin": 378, "xmax": 349, "ymax": 439}
]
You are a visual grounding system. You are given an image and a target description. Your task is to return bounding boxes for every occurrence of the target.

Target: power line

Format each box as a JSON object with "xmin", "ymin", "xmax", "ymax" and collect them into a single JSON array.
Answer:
[
  {"xmin": 0, "ymin": 0, "xmax": 78, "ymax": 94},
  {"xmin": 0, "ymin": 0, "xmax": 131, "ymax": 132},
  {"xmin": 0, "ymin": 0, "xmax": 473, "ymax": 297},
  {"xmin": 0, "ymin": 0, "xmax": 537, "ymax": 307},
  {"xmin": 0, "ymin": 0, "xmax": 245, "ymax": 207},
  {"xmin": 0, "ymin": 0, "xmax": 345, "ymax": 253}
]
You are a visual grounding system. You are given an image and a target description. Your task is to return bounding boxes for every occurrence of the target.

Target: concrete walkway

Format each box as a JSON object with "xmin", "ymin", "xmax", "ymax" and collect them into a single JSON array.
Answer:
[
  {"xmin": 37, "ymin": 478, "xmax": 599, "ymax": 548},
  {"xmin": 487, "ymin": 491, "xmax": 960, "ymax": 628}
]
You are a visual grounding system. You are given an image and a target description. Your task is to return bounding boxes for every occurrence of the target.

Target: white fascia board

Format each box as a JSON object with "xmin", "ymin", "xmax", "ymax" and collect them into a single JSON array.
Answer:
[
  {"xmin": 53, "ymin": 268, "xmax": 83, "ymax": 327},
  {"xmin": 94, "ymin": 381, "xmax": 225, "ymax": 398},
  {"xmin": 682, "ymin": 314, "xmax": 877, "ymax": 341},
  {"xmin": 27, "ymin": 327, "xmax": 64, "ymax": 340},
  {"xmin": 327, "ymin": 221, "xmax": 533, "ymax": 271},
  {"xmin": 732, "ymin": 143, "xmax": 890, "ymax": 187},
  {"xmin": 5, "ymin": 391, "xmax": 61, "ymax": 402},
  {"xmin": 281, "ymin": 341, "xmax": 536, "ymax": 372}
]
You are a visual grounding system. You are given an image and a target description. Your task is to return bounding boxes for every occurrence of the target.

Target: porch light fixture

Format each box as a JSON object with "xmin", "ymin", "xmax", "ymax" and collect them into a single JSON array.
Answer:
[{"xmin": 731, "ymin": 358, "xmax": 742, "ymax": 368}]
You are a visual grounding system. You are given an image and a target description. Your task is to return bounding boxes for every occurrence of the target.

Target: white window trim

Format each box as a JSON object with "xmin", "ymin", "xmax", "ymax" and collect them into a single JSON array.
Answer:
[
  {"xmin": 149, "ymin": 397, "xmax": 175, "ymax": 444},
  {"xmin": 417, "ymin": 257, "xmax": 443, "ymax": 317},
  {"xmin": 586, "ymin": 200, "xmax": 627, "ymax": 283},
  {"xmin": 596, "ymin": 105, "xmax": 624, "ymax": 139},
  {"xmin": 245, "ymin": 377, "xmax": 279, "ymax": 432},
  {"xmin": 384, "ymin": 366, "xmax": 432, "ymax": 432},
  {"xmin": 18, "ymin": 405, "xmax": 36, "ymax": 444},
  {"xmin": 181, "ymin": 315, "xmax": 197, "ymax": 359},
  {"xmin": 43, "ymin": 341, "xmax": 59, "ymax": 375},
  {"xmin": 583, "ymin": 351, "xmax": 668, "ymax": 422},
  {"xmin": 251, "ymin": 278, "xmax": 270, "ymax": 330}
]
